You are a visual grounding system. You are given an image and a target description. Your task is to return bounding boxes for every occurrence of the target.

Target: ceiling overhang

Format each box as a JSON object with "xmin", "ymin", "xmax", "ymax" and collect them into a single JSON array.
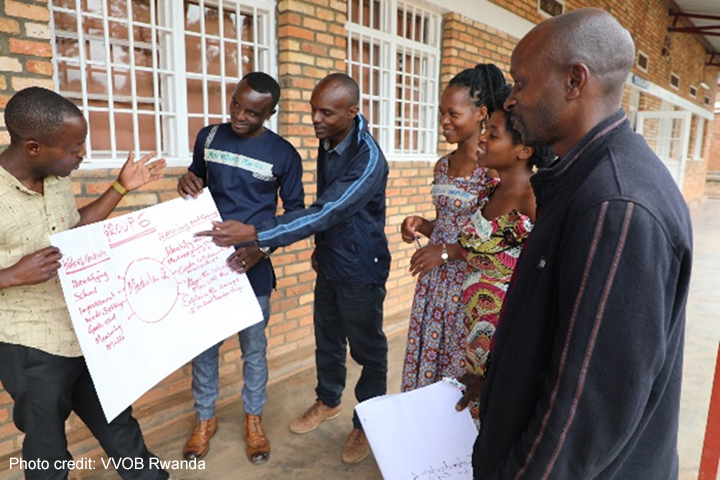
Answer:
[{"xmin": 667, "ymin": 2, "xmax": 720, "ymax": 68}]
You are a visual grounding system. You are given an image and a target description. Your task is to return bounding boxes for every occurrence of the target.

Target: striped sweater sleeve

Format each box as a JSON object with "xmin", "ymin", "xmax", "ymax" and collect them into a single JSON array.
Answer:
[
  {"xmin": 254, "ymin": 131, "xmax": 385, "ymax": 249},
  {"xmin": 489, "ymin": 200, "xmax": 687, "ymax": 479}
]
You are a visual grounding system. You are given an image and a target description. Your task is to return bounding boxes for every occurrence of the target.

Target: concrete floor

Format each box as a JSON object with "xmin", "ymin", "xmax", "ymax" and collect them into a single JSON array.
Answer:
[
  {"xmin": 4, "ymin": 199, "xmax": 719, "ymax": 479},
  {"xmin": 678, "ymin": 199, "xmax": 720, "ymax": 480},
  {"xmin": 133, "ymin": 339, "xmax": 401, "ymax": 480}
]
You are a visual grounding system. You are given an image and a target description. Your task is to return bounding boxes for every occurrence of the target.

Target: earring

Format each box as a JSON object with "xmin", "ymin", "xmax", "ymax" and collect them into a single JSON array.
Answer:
[{"xmin": 480, "ymin": 117, "xmax": 489, "ymax": 133}]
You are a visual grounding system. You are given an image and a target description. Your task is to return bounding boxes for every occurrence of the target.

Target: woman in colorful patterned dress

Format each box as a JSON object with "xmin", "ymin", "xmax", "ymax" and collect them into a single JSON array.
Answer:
[
  {"xmin": 451, "ymin": 85, "xmax": 554, "ymax": 419},
  {"xmin": 400, "ymin": 64, "xmax": 506, "ymax": 392}
]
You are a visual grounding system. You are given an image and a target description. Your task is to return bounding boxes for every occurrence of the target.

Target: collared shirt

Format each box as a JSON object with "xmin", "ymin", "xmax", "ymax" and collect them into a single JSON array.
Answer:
[
  {"xmin": 322, "ymin": 127, "xmax": 354, "ymax": 183},
  {"xmin": 0, "ymin": 166, "xmax": 82, "ymax": 357}
]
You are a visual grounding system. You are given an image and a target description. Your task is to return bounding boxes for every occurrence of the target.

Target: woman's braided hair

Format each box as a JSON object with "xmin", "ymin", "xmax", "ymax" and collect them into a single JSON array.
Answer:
[{"xmin": 448, "ymin": 63, "xmax": 507, "ymax": 117}]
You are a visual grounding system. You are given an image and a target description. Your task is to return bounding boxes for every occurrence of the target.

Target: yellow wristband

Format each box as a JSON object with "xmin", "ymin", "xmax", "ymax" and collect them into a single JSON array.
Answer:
[{"xmin": 112, "ymin": 180, "xmax": 128, "ymax": 196}]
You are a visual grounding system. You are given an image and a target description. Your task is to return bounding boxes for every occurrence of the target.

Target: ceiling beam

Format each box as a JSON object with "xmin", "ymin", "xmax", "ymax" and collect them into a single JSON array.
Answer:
[
  {"xmin": 707, "ymin": 52, "xmax": 720, "ymax": 67},
  {"xmin": 669, "ymin": 27, "xmax": 720, "ymax": 36},
  {"xmin": 669, "ymin": 10, "xmax": 720, "ymax": 23}
]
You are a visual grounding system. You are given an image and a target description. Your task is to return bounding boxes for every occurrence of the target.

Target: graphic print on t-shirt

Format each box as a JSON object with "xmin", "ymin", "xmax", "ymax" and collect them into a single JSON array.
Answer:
[{"xmin": 204, "ymin": 148, "xmax": 276, "ymax": 181}]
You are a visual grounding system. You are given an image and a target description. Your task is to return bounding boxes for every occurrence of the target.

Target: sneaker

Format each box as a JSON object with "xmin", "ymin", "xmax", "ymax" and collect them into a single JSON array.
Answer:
[
  {"xmin": 342, "ymin": 428, "xmax": 371, "ymax": 464},
  {"xmin": 288, "ymin": 399, "xmax": 341, "ymax": 434}
]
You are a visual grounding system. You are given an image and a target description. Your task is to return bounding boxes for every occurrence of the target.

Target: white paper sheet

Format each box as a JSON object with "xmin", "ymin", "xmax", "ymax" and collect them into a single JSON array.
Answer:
[
  {"xmin": 50, "ymin": 189, "xmax": 262, "ymax": 421},
  {"xmin": 355, "ymin": 380, "xmax": 478, "ymax": 480}
]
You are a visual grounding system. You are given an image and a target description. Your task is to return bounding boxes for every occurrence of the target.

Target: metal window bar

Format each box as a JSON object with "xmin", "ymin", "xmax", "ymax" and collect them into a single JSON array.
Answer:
[
  {"xmin": 150, "ymin": 0, "xmax": 162, "ymax": 159},
  {"xmin": 359, "ymin": 31, "xmax": 364, "ymax": 118},
  {"xmin": 167, "ymin": 0, "xmax": 188, "ymax": 160},
  {"xmin": 409, "ymin": 43, "xmax": 416, "ymax": 153},
  {"xmin": 72, "ymin": 2, "xmax": 91, "ymax": 159},
  {"xmin": 100, "ymin": 0, "xmax": 119, "ymax": 161},
  {"xmin": 410, "ymin": 4, "xmax": 416, "ymax": 43},
  {"xmin": 369, "ymin": 31, "xmax": 375, "ymax": 132},
  {"xmin": 253, "ymin": 6, "xmax": 259, "ymax": 72},
  {"xmin": 200, "ymin": 0, "xmax": 209, "ymax": 126},
  {"xmin": 126, "ymin": 0, "xmax": 140, "ymax": 158},
  {"xmin": 218, "ymin": 1, "xmax": 226, "ymax": 120},
  {"xmin": 235, "ymin": 2, "xmax": 243, "ymax": 78}
]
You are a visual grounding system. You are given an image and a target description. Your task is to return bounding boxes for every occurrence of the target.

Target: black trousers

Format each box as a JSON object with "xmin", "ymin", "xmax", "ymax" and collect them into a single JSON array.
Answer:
[
  {"xmin": 0, "ymin": 343, "xmax": 168, "ymax": 480},
  {"xmin": 313, "ymin": 274, "xmax": 388, "ymax": 429}
]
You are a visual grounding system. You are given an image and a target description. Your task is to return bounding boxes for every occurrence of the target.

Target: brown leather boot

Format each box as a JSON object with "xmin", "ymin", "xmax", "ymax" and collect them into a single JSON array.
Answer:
[
  {"xmin": 245, "ymin": 413, "xmax": 270, "ymax": 465},
  {"xmin": 182, "ymin": 417, "xmax": 218, "ymax": 460}
]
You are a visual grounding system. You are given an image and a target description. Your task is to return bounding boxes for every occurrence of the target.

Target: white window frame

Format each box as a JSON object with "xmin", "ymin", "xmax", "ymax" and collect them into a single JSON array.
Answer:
[
  {"xmin": 670, "ymin": 73, "xmax": 680, "ymax": 90},
  {"xmin": 689, "ymin": 85, "xmax": 697, "ymax": 99},
  {"xmin": 693, "ymin": 116, "xmax": 705, "ymax": 160},
  {"xmin": 537, "ymin": 0, "xmax": 565, "ymax": 18},
  {"xmin": 49, "ymin": 0, "xmax": 277, "ymax": 168},
  {"xmin": 636, "ymin": 50, "xmax": 649, "ymax": 73},
  {"xmin": 628, "ymin": 88, "xmax": 640, "ymax": 131},
  {"xmin": 346, "ymin": 0, "xmax": 441, "ymax": 161}
]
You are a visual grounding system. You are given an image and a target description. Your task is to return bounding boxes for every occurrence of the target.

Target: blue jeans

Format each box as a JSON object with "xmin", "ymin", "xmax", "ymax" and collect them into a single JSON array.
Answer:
[{"xmin": 191, "ymin": 295, "xmax": 271, "ymax": 419}]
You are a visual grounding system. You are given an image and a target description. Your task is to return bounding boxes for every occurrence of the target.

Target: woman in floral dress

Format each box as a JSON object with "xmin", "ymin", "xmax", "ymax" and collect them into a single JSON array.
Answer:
[
  {"xmin": 400, "ymin": 64, "xmax": 506, "ymax": 392},
  {"xmin": 450, "ymin": 85, "xmax": 554, "ymax": 421}
]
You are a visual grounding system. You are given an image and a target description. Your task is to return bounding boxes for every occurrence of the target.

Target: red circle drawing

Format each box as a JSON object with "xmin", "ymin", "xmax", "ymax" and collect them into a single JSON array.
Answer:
[{"xmin": 124, "ymin": 258, "xmax": 179, "ymax": 323}]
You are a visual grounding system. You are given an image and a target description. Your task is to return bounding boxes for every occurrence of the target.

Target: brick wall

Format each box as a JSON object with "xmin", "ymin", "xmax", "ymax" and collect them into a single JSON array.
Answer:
[
  {"xmin": 487, "ymin": 0, "xmax": 720, "ymax": 202},
  {"xmin": 0, "ymin": 0, "xmax": 54, "ymax": 146}
]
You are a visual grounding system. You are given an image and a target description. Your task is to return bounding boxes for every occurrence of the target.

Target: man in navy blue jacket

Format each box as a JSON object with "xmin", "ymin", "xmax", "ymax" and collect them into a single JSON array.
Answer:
[
  {"xmin": 470, "ymin": 8, "xmax": 693, "ymax": 479},
  {"xmin": 177, "ymin": 72, "xmax": 304, "ymax": 465},
  {"xmin": 198, "ymin": 73, "xmax": 390, "ymax": 465}
]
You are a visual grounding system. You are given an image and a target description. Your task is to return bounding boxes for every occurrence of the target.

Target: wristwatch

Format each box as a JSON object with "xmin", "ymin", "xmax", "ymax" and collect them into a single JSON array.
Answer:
[
  {"xmin": 440, "ymin": 244, "xmax": 449, "ymax": 263},
  {"xmin": 259, "ymin": 246, "xmax": 271, "ymax": 259}
]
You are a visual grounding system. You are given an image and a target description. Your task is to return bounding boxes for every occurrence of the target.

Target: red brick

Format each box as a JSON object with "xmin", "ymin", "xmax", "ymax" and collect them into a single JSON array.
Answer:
[
  {"xmin": 9, "ymin": 38, "xmax": 52, "ymax": 57},
  {"xmin": 0, "ymin": 95, "xmax": 13, "ymax": 109},
  {"xmin": 279, "ymin": 25, "xmax": 314, "ymax": 41},
  {"xmin": 0, "ymin": 18, "xmax": 21, "ymax": 34},
  {"xmin": 5, "ymin": 0, "xmax": 50, "ymax": 22},
  {"xmin": 25, "ymin": 59, "xmax": 53, "ymax": 76}
]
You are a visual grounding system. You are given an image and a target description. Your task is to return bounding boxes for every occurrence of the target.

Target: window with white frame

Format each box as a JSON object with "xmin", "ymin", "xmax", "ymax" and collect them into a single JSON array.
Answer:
[
  {"xmin": 346, "ymin": 0, "xmax": 441, "ymax": 158},
  {"xmin": 50, "ymin": 0, "xmax": 276, "ymax": 166},
  {"xmin": 693, "ymin": 117, "xmax": 705, "ymax": 160}
]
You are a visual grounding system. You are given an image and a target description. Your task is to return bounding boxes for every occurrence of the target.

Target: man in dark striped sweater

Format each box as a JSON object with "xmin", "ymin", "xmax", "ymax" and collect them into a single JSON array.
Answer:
[{"xmin": 472, "ymin": 8, "xmax": 692, "ymax": 479}]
